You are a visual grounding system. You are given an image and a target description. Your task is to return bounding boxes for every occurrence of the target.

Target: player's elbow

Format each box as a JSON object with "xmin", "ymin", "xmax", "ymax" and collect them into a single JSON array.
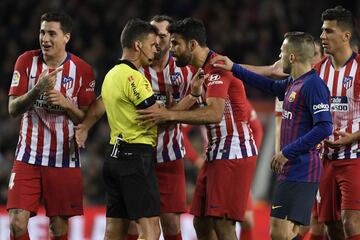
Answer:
[
  {"xmin": 208, "ymin": 112, "xmax": 223, "ymax": 124},
  {"xmin": 8, "ymin": 104, "xmax": 19, "ymax": 118},
  {"xmin": 324, "ymin": 122, "xmax": 333, "ymax": 137}
]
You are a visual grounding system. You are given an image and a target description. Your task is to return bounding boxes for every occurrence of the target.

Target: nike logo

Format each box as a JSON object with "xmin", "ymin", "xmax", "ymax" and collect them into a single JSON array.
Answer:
[
  {"xmin": 30, "ymin": 75, "xmax": 36, "ymax": 79},
  {"xmin": 271, "ymin": 205, "xmax": 282, "ymax": 210}
]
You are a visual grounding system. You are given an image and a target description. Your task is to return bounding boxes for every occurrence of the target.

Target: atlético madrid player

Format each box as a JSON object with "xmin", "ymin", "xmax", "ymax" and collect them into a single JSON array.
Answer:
[
  {"xmin": 315, "ymin": 6, "xmax": 360, "ymax": 240},
  {"xmin": 137, "ymin": 18, "xmax": 258, "ymax": 240},
  {"xmin": 7, "ymin": 12, "xmax": 95, "ymax": 240}
]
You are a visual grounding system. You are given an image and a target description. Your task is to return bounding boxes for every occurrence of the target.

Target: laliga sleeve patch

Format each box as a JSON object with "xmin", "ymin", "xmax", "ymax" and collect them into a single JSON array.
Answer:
[{"xmin": 11, "ymin": 71, "xmax": 20, "ymax": 87}]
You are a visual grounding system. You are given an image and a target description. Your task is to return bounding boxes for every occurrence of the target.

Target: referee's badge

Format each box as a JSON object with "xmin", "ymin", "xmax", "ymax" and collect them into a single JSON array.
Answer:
[{"xmin": 288, "ymin": 91, "xmax": 296, "ymax": 102}]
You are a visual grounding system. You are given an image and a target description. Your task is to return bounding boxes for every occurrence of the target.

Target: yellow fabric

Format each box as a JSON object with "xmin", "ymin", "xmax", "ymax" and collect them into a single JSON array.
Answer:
[{"xmin": 101, "ymin": 62, "xmax": 157, "ymax": 146}]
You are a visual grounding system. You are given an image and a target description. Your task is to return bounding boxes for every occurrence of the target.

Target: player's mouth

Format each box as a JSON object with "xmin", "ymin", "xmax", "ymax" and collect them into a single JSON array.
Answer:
[{"xmin": 42, "ymin": 44, "xmax": 52, "ymax": 51}]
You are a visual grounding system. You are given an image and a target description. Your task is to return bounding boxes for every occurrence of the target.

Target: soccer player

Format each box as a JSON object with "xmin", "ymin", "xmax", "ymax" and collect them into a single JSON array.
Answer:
[
  {"xmin": 314, "ymin": 6, "xmax": 360, "ymax": 240},
  {"xmin": 137, "ymin": 18, "xmax": 258, "ymax": 240},
  {"xmin": 126, "ymin": 15, "xmax": 196, "ymax": 240},
  {"xmin": 211, "ymin": 32, "xmax": 332, "ymax": 240},
  {"xmin": 7, "ymin": 12, "xmax": 95, "ymax": 240}
]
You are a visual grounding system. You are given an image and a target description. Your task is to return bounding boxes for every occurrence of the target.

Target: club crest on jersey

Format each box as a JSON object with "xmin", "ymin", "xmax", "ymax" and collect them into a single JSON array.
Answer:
[
  {"xmin": 288, "ymin": 91, "xmax": 296, "ymax": 102},
  {"xmin": 343, "ymin": 76, "xmax": 353, "ymax": 89},
  {"xmin": 62, "ymin": 76, "xmax": 74, "ymax": 90},
  {"xmin": 170, "ymin": 72, "xmax": 182, "ymax": 86}
]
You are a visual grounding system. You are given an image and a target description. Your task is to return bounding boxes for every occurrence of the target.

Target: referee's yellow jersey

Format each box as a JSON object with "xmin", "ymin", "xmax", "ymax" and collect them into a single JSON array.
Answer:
[{"xmin": 101, "ymin": 60, "xmax": 157, "ymax": 146}]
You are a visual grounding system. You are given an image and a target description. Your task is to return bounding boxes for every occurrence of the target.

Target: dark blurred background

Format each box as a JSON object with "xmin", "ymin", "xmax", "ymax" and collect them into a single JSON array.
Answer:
[{"xmin": 0, "ymin": 0, "xmax": 359, "ymax": 205}]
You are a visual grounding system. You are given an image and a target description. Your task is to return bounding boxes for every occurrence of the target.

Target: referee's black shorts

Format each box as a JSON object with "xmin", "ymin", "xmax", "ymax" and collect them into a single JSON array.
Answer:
[
  {"xmin": 270, "ymin": 180, "xmax": 319, "ymax": 226},
  {"xmin": 103, "ymin": 143, "xmax": 160, "ymax": 220}
]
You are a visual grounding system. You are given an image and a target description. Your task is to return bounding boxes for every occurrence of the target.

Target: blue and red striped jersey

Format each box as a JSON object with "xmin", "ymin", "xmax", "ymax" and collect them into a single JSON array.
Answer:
[{"xmin": 231, "ymin": 65, "xmax": 332, "ymax": 182}]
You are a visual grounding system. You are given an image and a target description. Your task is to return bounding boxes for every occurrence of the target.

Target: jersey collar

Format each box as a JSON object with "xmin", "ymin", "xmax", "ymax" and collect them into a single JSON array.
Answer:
[{"xmin": 117, "ymin": 59, "xmax": 137, "ymax": 70}]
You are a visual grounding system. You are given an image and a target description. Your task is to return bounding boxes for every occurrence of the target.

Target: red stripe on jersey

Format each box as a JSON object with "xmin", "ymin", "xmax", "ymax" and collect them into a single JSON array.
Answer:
[
  {"xmin": 24, "ymin": 113, "xmax": 33, "ymax": 162},
  {"xmin": 143, "ymin": 66, "xmax": 152, "ymax": 85},
  {"xmin": 156, "ymin": 71, "xmax": 166, "ymax": 93},
  {"xmin": 308, "ymin": 152, "xmax": 313, "ymax": 182},
  {"xmin": 63, "ymin": 117, "xmax": 70, "ymax": 166},
  {"xmin": 292, "ymin": 98, "xmax": 304, "ymax": 145}
]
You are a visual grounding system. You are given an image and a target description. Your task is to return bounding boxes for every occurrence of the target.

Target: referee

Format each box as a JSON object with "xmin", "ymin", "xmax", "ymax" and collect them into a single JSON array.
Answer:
[{"xmin": 75, "ymin": 18, "xmax": 160, "ymax": 240}]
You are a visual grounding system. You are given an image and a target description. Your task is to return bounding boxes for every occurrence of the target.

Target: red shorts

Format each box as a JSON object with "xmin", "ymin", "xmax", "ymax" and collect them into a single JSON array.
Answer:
[
  {"xmin": 190, "ymin": 157, "xmax": 256, "ymax": 221},
  {"xmin": 7, "ymin": 160, "xmax": 83, "ymax": 217},
  {"xmin": 318, "ymin": 157, "xmax": 360, "ymax": 222},
  {"xmin": 155, "ymin": 159, "xmax": 187, "ymax": 213},
  {"xmin": 246, "ymin": 191, "xmax": 253, "ymax": 211}
]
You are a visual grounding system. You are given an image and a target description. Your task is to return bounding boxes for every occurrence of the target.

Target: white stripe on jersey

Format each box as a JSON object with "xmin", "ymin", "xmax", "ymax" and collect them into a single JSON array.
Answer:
[
  {"xmin": 320, "ymin": 56, "xmax": 360, "ymax": 159},
  {"xmin": 28, "ymin": 113, "xmax": 39, "ymax": 164},
  {"xmin": 13, "ymin": 52, "xmax": 93, "ymax": 168},
  {"xmin": 139, "ymin": 57, "xmax": 192, "ymax": 163},
  {"xmin": 28, "ymin": 56, "xmax": 39, "ymax": 90}
]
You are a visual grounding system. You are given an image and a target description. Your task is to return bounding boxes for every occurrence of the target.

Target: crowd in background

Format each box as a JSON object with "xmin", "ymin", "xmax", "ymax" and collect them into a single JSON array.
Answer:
[{"xmin": 0, "ymin": 0, "xmax": 359, "ymax": 205}]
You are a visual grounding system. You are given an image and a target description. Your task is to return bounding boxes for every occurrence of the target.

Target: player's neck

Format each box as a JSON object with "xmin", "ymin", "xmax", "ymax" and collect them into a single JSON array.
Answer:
[
  {"xmin": 192, "ymin": 47, "xmax": 210, "ymax": 68},
  {"xmin": 330, "ymin": 45, "xmax": 353, "ymax": 70},
  {"xmin": 122, "ymin": 50, "xmax": 141, "ymax": 69},
  {"xmin": 151, "ymin": 51, "xmax": 169, "ymax": 71},
  {"xmin": 43, "ymin": 51, "xmax": 67, "ymax": 68},
  {"xmin": 291, "ymin": 62, "xmax": 312, "ymax": 80}
]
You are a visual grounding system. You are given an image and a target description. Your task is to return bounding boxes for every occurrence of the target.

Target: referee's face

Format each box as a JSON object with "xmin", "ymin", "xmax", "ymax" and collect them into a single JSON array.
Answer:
[{"xmin": 140, "ymin": 33, "xmax": 158, "ymax": 66}]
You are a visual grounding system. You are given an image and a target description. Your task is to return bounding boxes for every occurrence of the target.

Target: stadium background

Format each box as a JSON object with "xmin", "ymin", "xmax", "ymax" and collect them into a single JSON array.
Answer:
[{"xmin": 0, "ymin": 0, "xmax": 359, "ymax": 239}]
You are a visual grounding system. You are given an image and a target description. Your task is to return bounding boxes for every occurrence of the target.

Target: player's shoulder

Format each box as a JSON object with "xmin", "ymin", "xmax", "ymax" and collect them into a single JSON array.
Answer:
[
  {"xmin": 313, "ymin": 56, "xmax": 330, "ymax": 73},
  {"xmin": 18, "ymin": 49, "xmax": 40, "ymax": 61},
  {"xmin": 354, "ymin": 53, "xmax": 360, "ymax": 63},
  {"xmin": 69, "ymin": 53, "xmax": 93, "ymax": 71},
  {"xmin": 303, "ymin": 70, "xmax": 328, "ymax": 92}
]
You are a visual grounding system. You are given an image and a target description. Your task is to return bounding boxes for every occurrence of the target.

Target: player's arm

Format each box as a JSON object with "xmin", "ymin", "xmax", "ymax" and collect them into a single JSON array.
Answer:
[
  {"xmin": 241, "ymin": 59, "xmax": 288, "ymax": 78},
  {"xmin": 137, "ymin": 97, "xmax": 224, "ymax": 125},
  {"xmin": 9, "ymin": 68, "xmax": 62, "ymax": 118},
  {"xmin": 75, "ymin": 96, "xmax": 105, "ymax": 148},
  {"xmin": 169, "ymin": 68, "xmax": 207, "ymax": 111},
  {"xmin": 210, "ymin": 55, "xmax": 288, "ymax": 99},
  {"xmin": 45, "ymin": 89, "xmax": 86, "ymax": 124},
  {"xmin": 282, "ymin": 79, "xmax": 333, "ymax": 160}
]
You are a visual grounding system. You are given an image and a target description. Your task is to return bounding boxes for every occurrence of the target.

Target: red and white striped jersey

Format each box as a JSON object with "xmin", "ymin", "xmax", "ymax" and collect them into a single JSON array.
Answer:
[
  {"xmin": 139, "ymin": 55, "xmax": 195, "ymax": 163},
  {"xmin": 202, "ymin": 51, "xmax": 257, "ymax": 161},
  {"xmin": 9, "ymin": 50, "xmax": 95, "ymax": 168},
  {"xmin": 314, "ymin": 53, "xmax": 360, "ymax": 160}
]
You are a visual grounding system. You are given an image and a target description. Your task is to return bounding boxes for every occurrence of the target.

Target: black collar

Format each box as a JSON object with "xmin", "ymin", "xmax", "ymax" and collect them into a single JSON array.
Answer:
[{"xmin": 117, "ymin": 59, "xmax": 137, "ymax": 70}]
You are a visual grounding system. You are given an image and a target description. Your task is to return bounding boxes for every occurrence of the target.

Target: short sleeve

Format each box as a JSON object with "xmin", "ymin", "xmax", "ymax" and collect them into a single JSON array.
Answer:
[
  {"xmin": 127, "ymin": 72, "xmax": 154, "ymax": 106},
  {"xmin": 9, "ymin": 52, "xmax": 31, "ymax": 96},
  {"xmin": 77, "ymin": 65, "xmax": 96, "ymax": 107},
  {"xmin": 205, "ymin": 68, "xmax": 232, "ymax": 99}
]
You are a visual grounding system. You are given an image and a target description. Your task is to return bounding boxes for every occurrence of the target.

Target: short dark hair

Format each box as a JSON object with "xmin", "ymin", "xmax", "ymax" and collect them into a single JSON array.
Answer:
[
  {"xmin": 321, "ymin": 6, "xmax": 354, "ymax": 33},
  {"xmin": 40, "ymin": 12, "xmax": 73, "ymax": 33},
  {"xmin": 151, "ymin": 15, "xmax": 174, "ymax": 25},
  {"xmin": 121, "ymin": 18, "xmax": 158, "ymax": 49},
  {"xmin": 168, "ymin": 18, "xmax": 207, "ymax": 47},
  {"xmin": 284, "ymin": 32, "xmax": 315, "ymax": 63}
]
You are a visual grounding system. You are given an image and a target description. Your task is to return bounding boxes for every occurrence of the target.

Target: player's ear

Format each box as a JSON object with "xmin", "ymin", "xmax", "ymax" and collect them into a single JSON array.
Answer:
[
  {"xmin": 343, "ymin": 31, "xmax": 351, "ymax": 42},
  {"xmin": 134, "ymin": 40, "xmax": 142, "ymax": 52},
  {"xmin": 189, "ymin": 39, "xmax": 197, "ymax": 52},
  {"xmin": 64, "ymin": 33, "xmax": 71, "ymax": 44},
  {"xmin": 289, "ymin": 53, "xmax": 296, "ymax": 63}
]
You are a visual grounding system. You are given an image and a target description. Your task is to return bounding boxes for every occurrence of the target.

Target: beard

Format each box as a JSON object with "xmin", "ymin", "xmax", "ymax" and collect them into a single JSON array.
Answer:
[
  {"xmin": 283, "ymin": 62, "xmax": 291, "ymax": 74},
  {"xmin": 154, "ymin": 48, "xmax": 167, "ymax": 61},
  {"xmin": 174, "ymin": 52, "xmax": 191, "ymax": 67}
]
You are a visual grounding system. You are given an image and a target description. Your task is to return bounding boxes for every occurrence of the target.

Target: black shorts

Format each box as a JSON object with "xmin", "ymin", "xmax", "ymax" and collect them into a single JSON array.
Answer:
[
  {"xmin": 270, "ymin": 180, "xmax": 319, "ymax": 226},
  {"xmin": 103, "ymin": 143, "xmax": 160, "ymax": 220}
]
